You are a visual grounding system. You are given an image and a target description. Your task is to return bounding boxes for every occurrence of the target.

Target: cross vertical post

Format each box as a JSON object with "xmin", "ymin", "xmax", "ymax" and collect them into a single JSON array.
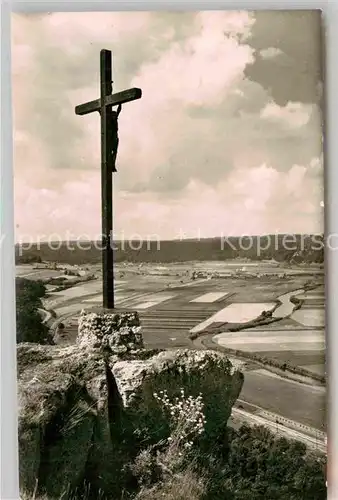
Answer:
[
  {"xmin": 100, "ymin": 50, "xmax": 114, "ymax": 309},
  {"xmin": 75, "ymin": 49, "xmax": 142, "ymax": 310}
]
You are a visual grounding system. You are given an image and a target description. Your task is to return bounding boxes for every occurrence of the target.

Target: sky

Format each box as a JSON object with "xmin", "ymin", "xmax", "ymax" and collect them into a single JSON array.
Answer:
[{"xmin": 11, "ymin": 10, "xmax": 324, "ymax": 242}]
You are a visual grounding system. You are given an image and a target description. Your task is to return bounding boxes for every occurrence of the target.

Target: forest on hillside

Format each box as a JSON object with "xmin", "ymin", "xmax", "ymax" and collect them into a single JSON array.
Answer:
[{"xmin": 16, "ymin": 234, "xmax": 324, "ymax": 265}]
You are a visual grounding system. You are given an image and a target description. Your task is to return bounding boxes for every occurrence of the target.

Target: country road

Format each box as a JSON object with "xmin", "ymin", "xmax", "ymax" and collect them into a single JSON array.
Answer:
[{"xmin": 37, "ymin": 308, "xmax": 52, "ymax": 325}]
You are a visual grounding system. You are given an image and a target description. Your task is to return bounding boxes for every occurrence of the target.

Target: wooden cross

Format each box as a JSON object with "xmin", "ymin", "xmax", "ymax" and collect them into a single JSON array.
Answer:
[{"xmin": 75, "ymin": 49, "xmax": 142, "ymax": 309}]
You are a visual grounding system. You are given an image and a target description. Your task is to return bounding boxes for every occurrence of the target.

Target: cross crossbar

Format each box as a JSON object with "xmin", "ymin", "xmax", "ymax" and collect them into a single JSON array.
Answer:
[{"xmin": 75, "ymin": 87, "xmax": 142, "ymax": 116}]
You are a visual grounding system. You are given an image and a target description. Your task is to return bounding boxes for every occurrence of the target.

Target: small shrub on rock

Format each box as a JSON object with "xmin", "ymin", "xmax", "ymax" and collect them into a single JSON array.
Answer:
[
  {"xmin": 130, "ymin": 389, "xmax": 207, "ymax": 496},
  {"xmin": 153, "ymin": 388, "xmax": 206, "ymax": 456}
]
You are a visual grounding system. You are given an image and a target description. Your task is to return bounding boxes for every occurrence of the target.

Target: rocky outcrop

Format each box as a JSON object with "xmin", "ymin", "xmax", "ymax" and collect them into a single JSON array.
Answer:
[
  {"xmin": 17, "ymin": 311, "xmax": 243, "ymax": 499},
  {"xmin": 77, "ymin": 310, "xmax": 143, "ymax": 353}
]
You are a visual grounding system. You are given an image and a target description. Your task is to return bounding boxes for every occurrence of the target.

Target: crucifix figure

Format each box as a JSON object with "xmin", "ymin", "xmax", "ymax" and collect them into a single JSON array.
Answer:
[
  {"xmin": 110, "ymin": 103, "xmax": 122, "ymax": 172},
  {"xmin": 75, "ymin": 49, "xmax": 142, "ymax": 309}
]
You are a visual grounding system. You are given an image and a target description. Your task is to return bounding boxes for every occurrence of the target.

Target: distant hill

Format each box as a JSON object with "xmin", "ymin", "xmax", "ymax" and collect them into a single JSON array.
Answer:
[{"xmin": 15, "ymin": 234, "xmax": 324, "ymax": 265}]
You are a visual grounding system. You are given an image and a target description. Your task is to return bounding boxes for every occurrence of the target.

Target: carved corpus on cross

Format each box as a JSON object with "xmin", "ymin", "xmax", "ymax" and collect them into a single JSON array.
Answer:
[{"xmin": 75, "ymin": 49, "xmax": 142, "ymax": 309}]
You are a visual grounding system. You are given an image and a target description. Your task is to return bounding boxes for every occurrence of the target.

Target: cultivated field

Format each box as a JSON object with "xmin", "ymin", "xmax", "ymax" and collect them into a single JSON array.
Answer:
[
  {"xmin": 16, "ymin": 260, "xmax": 326, "ymax": 430},
  {"xmin": 214, "ymin": 285, "xmax": 325, "ymax": 378}
]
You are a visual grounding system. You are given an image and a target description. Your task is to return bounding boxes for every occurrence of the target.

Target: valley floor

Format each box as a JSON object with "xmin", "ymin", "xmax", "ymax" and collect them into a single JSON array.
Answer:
[{"xmin": 16, "ymin": 260, "xmax": 326, "ymax": 435}]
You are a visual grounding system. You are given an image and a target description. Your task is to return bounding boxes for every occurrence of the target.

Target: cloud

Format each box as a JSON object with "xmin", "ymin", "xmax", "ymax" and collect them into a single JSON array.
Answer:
[
  {"xmin": 131, "ymin": 15, "xmax": 254, "ymax": 107},
  {"xmin": 260, "ymin": 101, "xmax": 313, "ymax": 129},
  {"xmin": 12, "ymin": 11, "xmax": 324, "ymax": 241},
  {"xmin": 246, "ymin": 10, "xmax": 323, "ymax": 105},
  {"xmin": 15, "ymin": 155, "xmax": 324, "ymax": 241},
  {"xmin": 259, "ymin": 47, "xmax": 283, "ymax": 59}
]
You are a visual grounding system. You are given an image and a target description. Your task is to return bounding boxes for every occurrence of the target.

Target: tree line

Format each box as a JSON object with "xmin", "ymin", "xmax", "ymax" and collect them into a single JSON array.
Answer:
[
  {"xmin": 16, "ymin": 234, "xmax": 324, "ymax": 265},
  {"xmin": 16, "ymin": 278, "xmax": 53, "ymax": 344}
]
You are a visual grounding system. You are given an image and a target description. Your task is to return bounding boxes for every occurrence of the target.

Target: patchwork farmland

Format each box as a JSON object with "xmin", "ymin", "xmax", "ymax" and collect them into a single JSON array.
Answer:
[
  {"xmin": 17, "ymin": 261, "xmax": 326, "ymax": 432},
  {"xmin": 214, "ymin": 286, "xmax": 325, "ymax": 376}
]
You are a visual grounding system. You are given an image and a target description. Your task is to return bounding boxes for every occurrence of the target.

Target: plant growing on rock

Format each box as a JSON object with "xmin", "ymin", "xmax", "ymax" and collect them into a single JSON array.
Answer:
[
  {"xmin": 130, "ymin": 389, "xmax": 207, "ymax": 498},
  {"xmin": 154, "ymin": 389, "xmax": 206, "ymax": 476},
  {"xmin": 154, "ymin": 389, "xmax": 206, "ymax": 455}
]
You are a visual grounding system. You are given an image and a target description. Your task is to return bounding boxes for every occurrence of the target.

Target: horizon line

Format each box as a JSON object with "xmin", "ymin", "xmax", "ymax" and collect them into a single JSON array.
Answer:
[{"xmin": 15, "ymin": 232, "xmax": 325, "ymax": 245}]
